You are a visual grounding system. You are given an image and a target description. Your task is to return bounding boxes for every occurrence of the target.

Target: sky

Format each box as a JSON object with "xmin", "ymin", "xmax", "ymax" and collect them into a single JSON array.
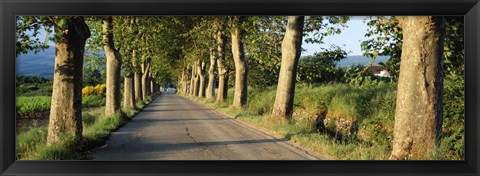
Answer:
[{"xmin": 302, "ymin": 16, "xmax": 369, "ymax": 56}]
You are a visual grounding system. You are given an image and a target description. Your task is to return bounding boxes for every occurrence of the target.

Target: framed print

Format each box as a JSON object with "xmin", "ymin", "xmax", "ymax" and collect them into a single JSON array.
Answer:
[{"xmin": 1, "ymin": 0, "xmax": 479, "ymax": 175}]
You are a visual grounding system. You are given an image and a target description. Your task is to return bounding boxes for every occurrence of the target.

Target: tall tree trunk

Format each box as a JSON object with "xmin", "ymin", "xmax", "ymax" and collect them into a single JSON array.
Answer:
[
  {"xmin": 193, "ymin": 60, "xmax": 200, "ymax": 96},
  {"xmin": 231, "ymin": 16, "xmax": 248, "ymax": 108},
  {"xmin": 153, "ymin": 81, "xmax": 158, "ymax": 95},
  {"xmin": 148, "ymin": 72, "xmax": 152, "ymax": 96},
  {"xmin": 206, "ymin": 48, "xmax": 216, "ymax": 100},
  {"xmin": 177, "ymin": 75, "xmax": 181, "ymax": 94},
  {"xmin": 103, "ymin": 16, "xmax": 122, "ymax": 116},
  {"xmin": 181, "ymin": 69, "xmax": 187, "ymax": 95},
  {"xmin": 223, "ymin": 71, "xmax": 229, "ymax": 99},
  {"xmin": 47, "ymin": 17, "xmax": 90, "ymax": 144},
  {"xmin": 134, "ymin": 57, "xmax": 143, "ymax": 103},
  {"xmin": 389, "ymin": 16, "xmax": 445, "ymax": 160},
  {"xmin": 142, "ymin": 58, "xmax": 151, "ymax": 100},
  {"xmin": 271, "ymin": 16, "xmax": 304, "ymax": 121},
  {"xmin": 124, "ymin": 74, "xmax": 135, "ymax": 108},
  {"xmin": 216, "ymin": 22, "xmax": 228, "ymax": 103},
  {"xmin": 189, "ymin": 63, "xmax": 196, "ymax": 95},
  {"xmin": 150, "ymin": 75, "xmax": 154, "ymax": 96},
  {"xmin": 198, "ymin": 60, "xmax": 206, "ymax": 98},
  {"xmin": 123, "ymin": 50, "xmax": 136, "ymax": 109},
  {"xmin": 145, "ymin": 76, "xmax": 150, "ymax": 97}
]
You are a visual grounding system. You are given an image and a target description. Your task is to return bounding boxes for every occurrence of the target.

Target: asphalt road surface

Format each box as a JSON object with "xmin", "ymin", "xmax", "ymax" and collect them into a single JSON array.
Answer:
[{"xmin": 92, "ymin": 93, "xmax": 324, "ymax": 160}]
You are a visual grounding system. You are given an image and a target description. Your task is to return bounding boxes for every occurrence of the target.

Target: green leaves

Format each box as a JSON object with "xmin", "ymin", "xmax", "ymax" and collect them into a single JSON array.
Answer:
[
  {"xmin": 57, "ymin": 18, "xmax": 68, "ymax": 28},
  {"xmin": 361, "ymin": 16, "xmax": 402, "ymax": 79},
  {"xmin": 304, "ymin": 16, "xmax": 349, "ymax": 44},
  {"xmin": 15, "ymin": 16, "xmax": 54, "ymax": 56}
]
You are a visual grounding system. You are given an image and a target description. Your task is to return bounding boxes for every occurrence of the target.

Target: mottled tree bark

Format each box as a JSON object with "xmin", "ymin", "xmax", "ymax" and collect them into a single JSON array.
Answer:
[
  {"xmin": 198, "ymin": 60, "xmax": 206, "ymax": 98},
  {"xmin": 206, "ymin": 48, "xmax": 216, "ymax": 100},
  {"xmin": 148, "ymin": 70, "xmax": 154, "ymax": 96},
  {"xmin": 193, "ymin": 60, "xmax": 200, "ymax": 97},
  {"xmin": 216, "ymin": 23, "xmax": 228, "ymax": 103},
  {"xmin": 177, "ymin": 75, "xmax": 181, "ymax": 94},
  {"xmin": 123, "ymin": 49, "xmax": 136, "ymax": 109},
  {"xmin": 134, "ymin": 57, "xmax": 143, "ymax": 103},
  {"xmin": 124, "ymin": 74, "xmax": 135, "ymax": 108},
  {"xmin": 180, "ymin": 69, "xmax": 187, "ymax": 95},
  {"xmin": 103, "ymin": 17, "xmax": 122, "ymax": 116},
  {"xmin": 150, "ymin": 77, "xmax": 154, "ymax": 96},
  {"xmin": 142, "ymin": 58, "xmax": 151, "ymax": 100},
  {"xmin": 389, "ymin": 16, "xmax": 445, "ymax": 160},
  {"xmin": 189, "ymin": 63, "xmax": 196, "ymax": 95},
  {"xmin": 272, "ymin": 16, "xmax": 304, "ymax": 121},
  {"xmin": 47, "ymin": 17, "xmax": 90, "ymax": 144},
  {"xmin": 231, "ymin": 16, "xmax": 248, "ymax": 108},
  {"xmin": 146, "ymin": 69, "xmax": 151, "ymax": 97}
]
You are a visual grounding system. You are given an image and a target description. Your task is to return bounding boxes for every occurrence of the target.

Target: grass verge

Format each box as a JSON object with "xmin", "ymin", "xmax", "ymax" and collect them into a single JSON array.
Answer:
[
  {"xmin": 182, "ymin": 82, "xmax": 463, "ymax": 160},
  {"xmin": 16, "ymin": 95, "xmax": 158, "ymax": 160}
]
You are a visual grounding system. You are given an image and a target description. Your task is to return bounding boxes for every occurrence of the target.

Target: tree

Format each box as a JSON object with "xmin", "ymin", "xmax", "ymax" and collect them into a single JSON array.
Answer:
[
  {"xmin": 230, "ymin": 16, "xmax": 248, "ymax": 108},
  {"xmin": 189, "ymin": 63, "xmax": 196, "ymax": 95},
  {"xmin": 244, "ymin": 16, "xmax": 286, "ymax": 88},
  {"xmin": 141, "ymin": 57, "xmax": 151, "ymax": 100},
  {"xmin": 83, "ymin": 18, "xmax": 106, "ymax": 87},
  {"xmin": 103, "ymin": 16, "xmax": 122, "ymax": 116},
  {"xmin": 15, "ymin": 16, "xmax": 53, "ymax": 56},
  {"xmin": 149, "ymin": 71, "xmax": 155, "ymax": 95},
  {"xmin": 206, "ymin": 48, "xmax": 216, "ymax": 99},
  {"xmin": 123, "ymin": 48, "xmax": 136, "ymax": 109},
  {"xmin": 197, "ymin": 59, "xmax": 207, "ymax": 97},
  {"xmin": 193, "ymin": 60, "xmax": 200, "ymax": 96},
  {"xmin": 134, "ymin": 56, "xmax": 143, "ymax": 103},
  {"xmin": 180, "ymin": 66, "xmax": 188, "ymax": 94},
  {"xmin": 47, "ymin": 16, "xmax": 91, "ymax": 144},
  {"xmin": 361, "ymin": 16, "xmax": 402, "ymax": 79},
  {"xmin": 389, "ymin": 16, "xmax": 445, "ymax": 160},
  {"xmin": 216, "ymin": 18, "xmax": 229, "ymax": 103},
  {"xmin": 271, "ymin": 16, "xmax": 304, "ymax": 121},
  {"xmin": 175, "ymin": 17, "xmax": 219, "ymax": 99},
  {"xmin": 297, "ymin": 45, "xmax": 347, "ymax": 84},
  {"xmin": 116, "ymin": 16, "xmax": 141, "ymax": 109}
]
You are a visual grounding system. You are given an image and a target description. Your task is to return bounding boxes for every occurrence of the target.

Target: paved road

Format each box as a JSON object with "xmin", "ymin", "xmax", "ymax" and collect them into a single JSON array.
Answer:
[{"xmin": 92, "ymin": 94, "xmax": 324, "ymax": 160}]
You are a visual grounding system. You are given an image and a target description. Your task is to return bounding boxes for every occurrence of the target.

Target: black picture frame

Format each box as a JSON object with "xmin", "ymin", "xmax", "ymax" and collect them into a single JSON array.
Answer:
[{"xmin": 1, "ymin": 0, "xmax": 479, "ymax": 175}]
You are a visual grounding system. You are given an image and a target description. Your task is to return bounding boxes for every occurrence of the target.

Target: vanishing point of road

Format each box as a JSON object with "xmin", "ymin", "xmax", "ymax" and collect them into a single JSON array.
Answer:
[{"xmin": 92, "ymin": 93, "xmax": 325, "ymax": 160}]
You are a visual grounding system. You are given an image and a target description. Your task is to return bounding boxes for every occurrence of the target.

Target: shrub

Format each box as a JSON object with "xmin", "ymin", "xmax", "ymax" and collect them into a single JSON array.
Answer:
[
  {"xmin": 94, "ymin": 84, "xmax": 107, "ymax": 96},
  {"xmin": 82, "ymin": 86, "xmax": 95, "ymax": 97},
  {"xmin": 82, "ymin": 95, "xmax": 106, "ymax": 108},
  {"xmin": 439, "ymin": 70, "xmax": 464, "ymax": 159},
  {"xmin": 82, "ymin": 112, "xmax": 96, "ymax": 125},
  {"xmin": 246, "ymin": 86, "xmax": 276, "ymax": 115},
  {"xmin": 16, "ymin": 76, "xmax": 53, "ymax": 97},
  {"xmin": 82, "ymin": 83, "xmax": 106, "ymax": 98}
]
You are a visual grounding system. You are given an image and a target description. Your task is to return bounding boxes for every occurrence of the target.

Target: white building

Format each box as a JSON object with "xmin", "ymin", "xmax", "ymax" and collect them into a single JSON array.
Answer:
[{"xmin": 374, "ymin": 70, "xmax": 391, "ymax": 77}]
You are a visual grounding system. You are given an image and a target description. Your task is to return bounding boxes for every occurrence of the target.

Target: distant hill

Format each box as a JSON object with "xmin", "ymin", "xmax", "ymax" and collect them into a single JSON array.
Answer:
[
  {"xmin": 16, "ymin": 48, "xmax": 391, "ymax": 79},
  {"xmin": 335, "ymin": 55, "xmax": 390, "ymax": 68},
  {"xmin": 16, "ymin": 46, "xmax": 105, "ymax": 79},
  {"xmin": 16, "ymin": 46, "xmax": 56, "ymax": 79}
]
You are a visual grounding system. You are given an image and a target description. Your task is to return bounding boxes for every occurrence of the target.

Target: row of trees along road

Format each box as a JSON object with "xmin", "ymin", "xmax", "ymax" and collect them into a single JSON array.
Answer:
[{"xmin": 16, "ymin": 16, "xmax": 460, "ymax": 160}]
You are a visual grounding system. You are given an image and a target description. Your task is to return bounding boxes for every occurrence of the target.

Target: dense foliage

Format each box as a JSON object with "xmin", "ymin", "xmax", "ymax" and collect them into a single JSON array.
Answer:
[{"xmin": 297, "ymin": 45, "xmax": 347, "ymax": 84}]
